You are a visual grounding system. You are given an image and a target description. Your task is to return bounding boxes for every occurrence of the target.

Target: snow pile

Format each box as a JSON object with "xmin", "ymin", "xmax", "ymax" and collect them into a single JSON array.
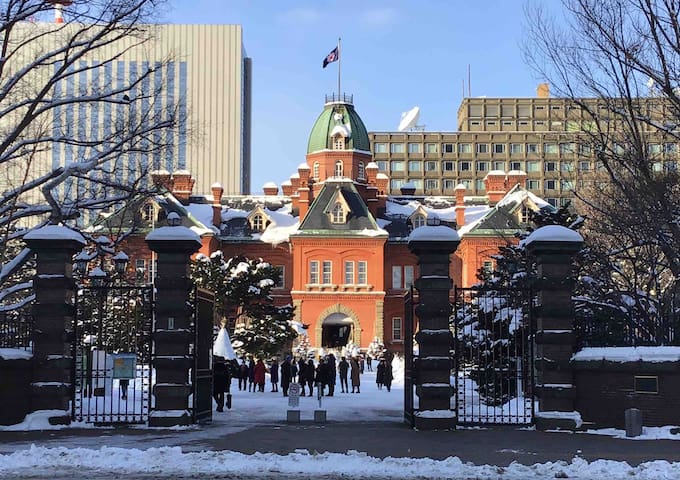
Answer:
[
  {"xmin": 0, "ymin": 348, "xmax": 32, "ymax": 360},
  {"xmin": 213, "ymin": 328, "xmax": 236, "ymax": 360},
  {"xmin": 572, "ymin": 346, "xmax": 680, "ymax": 363}
]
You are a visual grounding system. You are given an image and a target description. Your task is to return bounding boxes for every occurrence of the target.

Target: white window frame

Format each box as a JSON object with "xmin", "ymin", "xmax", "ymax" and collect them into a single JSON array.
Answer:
[
  {"xmin": 322, "ymin": 260, "xmax": 332, "ymax": 284},
  {"xmin": 357, "ymin": 261, "xmax": 367, "ymax": 284},
  {"xmin": 344, "ymin": 261, "xmax": 354, "ymax": 285},
  {"xmin": 392, "ymin": 317, "xmax": 403, "ymax": 342},
  {"xmin": 310, "ymin": 260, "xmax": 319, "ymax": 284}
]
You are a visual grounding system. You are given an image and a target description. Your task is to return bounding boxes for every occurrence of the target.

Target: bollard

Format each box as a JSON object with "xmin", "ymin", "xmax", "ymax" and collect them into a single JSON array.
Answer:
[
  {"xmin": 314, "ymin": 410, "xmax": 327, "ymax": 423},
  {"xmin": 625, "ymin": 408, "xmax": 643, "ymax": 437}
]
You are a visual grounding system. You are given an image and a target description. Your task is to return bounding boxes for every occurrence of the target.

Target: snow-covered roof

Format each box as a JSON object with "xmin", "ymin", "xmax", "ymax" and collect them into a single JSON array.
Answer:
[
  {"xmin": 259, "ymin": 205, "xmax": 299, "ymax": 246},
  {"xmin": 297, "ymin": 163, "xmax": 310, "ymax": 170},
  {"xmin": 572, "ymin": 347, "xmax": 680, "ymax": 363},
  {"xmin": 525, "ymin": 225, "xmax": 584, "ymax": 245},
  {"xmin": 262, "ymin": 182, "xmax": 277, "ymax": 188},
  {"xmin": 409, "ymin": 225, "xmax": 460, "ymax": 242},
  {"xmin": 145, "ymin": 225, "xmax": 201, "ymax": 243},
  {"xmin": 23, "ymin": 225, "xmax": 86, "ymax": 244}
]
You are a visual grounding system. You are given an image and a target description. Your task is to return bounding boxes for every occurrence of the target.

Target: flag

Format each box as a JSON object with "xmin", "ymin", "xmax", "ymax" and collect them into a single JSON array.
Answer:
[{"xmin": 323, "ymin": 46, "xmax": 339, "ymax": 68}]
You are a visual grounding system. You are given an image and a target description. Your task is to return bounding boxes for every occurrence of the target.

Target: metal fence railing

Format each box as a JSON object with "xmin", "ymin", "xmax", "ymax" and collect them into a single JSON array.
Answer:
[{"xmin": 0, "ymin": 312, "xmax": 34, "ymax": 351}]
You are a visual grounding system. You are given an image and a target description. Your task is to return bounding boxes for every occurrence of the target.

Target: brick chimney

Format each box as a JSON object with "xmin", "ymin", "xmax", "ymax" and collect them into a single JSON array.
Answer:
[
  {"xmin": 297, "ymin": 163, "xmax": 312, "ymax": 220},
  {"xmin": 262, "ymin": 182, "xmax": 279, "ymax": 196},
  {"xmin": 400, "ymin": 182, "xmax": 416, "ymax": 196},
  {"xmin": 376, "ymin": 173, "xmax": 389, "ymax": 213},
  {"xmin": 365, "ymin": 161, "xmax": 378, "ymax": 185},
  {"xmin": 151, "ymin": 169, "xmax": 172, "ymax": 191},
  {"xmin": 211, "ymin": 182, "xmax": 223, "ymax": 228},
  {"xmin": 281, "ymin": 180, "xmax": 295, "ymax": 196},
  {"xmin": 537, "ymin": 83, "xmax": 550, "ymax": 98},
  {"xmin": 484, "ymin": 171, "xmax": 507, "ymax": 206},
  {"xmin": 454, "ymin": 183, "xmax": 466, "ymax": 227},
  {"xmin": 171, "ymin": 170, "xmax": 195, "ymax": 205},
  {"xmin": 506, "ymin": 170, "xmax": 527, "ymax": 190}
]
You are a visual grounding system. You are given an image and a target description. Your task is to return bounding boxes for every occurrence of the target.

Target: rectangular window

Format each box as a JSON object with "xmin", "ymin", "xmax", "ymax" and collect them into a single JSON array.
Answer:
[
  {"xmin": 561, "ymin": 180, "xmax": 574, "ymax": 190},
  {"xmin": 461, "ymin": 179, "xmax": 473, "ymax": 189},
  {"xmin": 458, "ymin": 143, "xmax": 472, "ymax": 154},
  {"xmin": 274, "ymin": 266, "xmax": 285, "ymax": 289},
  {"xmin": 358, "ymin": 261, "xmax": 367, "ymax": 284},
  {"xmin": 374, "ymin": 143, "xmax": 387, "ymax": 153},
  {"xmin": 310, "ymin": 260, "xmax": 319, "ymax": 284},
  {"xmin": 376, "ymin": 160, "xmax": 387, "ymax": 171},
  {"xmin": 545, "ymin": 162, "xmax": 557, "ymax": 172},
  {"xmin": 392, "ymin": 265, "xmax": 402, "ymax": 290},
  {"xmin": 486, "ymin": 121, "xmax": 497, "ymax": 127},
  {"xmin": 492, "ymin": 143, "xmax": 506, "ymax": 154},
  {"xmin": 404, "ymin": 265, "xmax": 414, "ymax": 288},
  {"xmin": 493, "ymin": 161, "xmax": 505, "ymax": 170},
  {"xmin": 476, "ymin": 161, "xmax": 488, "ymax": 172},
  {"xmin": 426, "ymin": 143, "xmax": 438, "ymax": 153},
  {"xmin": 560, "ymin": 161, "xmax": 574, "ymax": 172},
  {"xmin": 470, "ymin": 120, "xmax": 481, "ymax": 126},
  {"xmin": 460, "ymin": 161, "xmax": 472, "ymax": 171},
  {"xmin": 634, "ymin": 375, "xmax": 659, "ymax": 394},
  {"xmin": 648, "ymin": 143, "xmax": 662, "ymax": 155},
  {"xmin": 390, "ymin": 143, "xmax": 404, "ymax": 154},
  {"xmin": 559, "ymin": 143, "xmax": 575, "ymax": 154},
  {"xmin": 425, "ymin": 179, "xmax": 439, "ymax": 190},
  {"xmin": 527, "ymin": 161, "xmax": 540, "ymax": 172},
  {"xmin": 527, "ymin": 179, "xmax": 540, "ymax": 189},
  {"xmin": 390, "ymin": 160, "xmax": 404, "ymax": 171},
  {"xmin": 392, "ymin": 318, "xmax": 403, "ymax": 342},
  {"xmin": 510, "ymin": 143, "xmax": 524, "ymax": 154},
  {"xmin": 408, "ymin": 143, "xmax": 421, "ymax": 154},
  {"xmin": 322, "ymin": 261, "xmax": 332, "ymax": 284},
  {"xmin": 410, "ymin": 178, "xmax": 423, "ymax": 189},
  {"xmin": 544, "ymin": 143, "xmax": 558, "ymax": 154},
  {"xmin": 390, "ymin": 179, "xmax": 404, "ymax": 190},
  {"xmin": 344, "ymin": 261, "xmax": 354, "ymax": 285},
  {"xmin": 545, "ymin": 179, "xmax": 557, "ymax": 190},
  {"xmin": 476, "ymin": 143, "xmax": 489, "ymax": 154},
  {"xmin": 510, "ymin": 161, "xmax": 524, "ymax": 171},
  {"xmin": 527, "ymin": 143, "xmax": 539, "ymax": 154},
  {"xmin": 664, "ymin": 143, "xmax": 677, "ymax": 154},
  {"xmin": 443, "ymin": 161, "xmax": 455, "ymax": 172},
  {"xmin": 425, "ymin": 161, "xmax": 438, "ymax": 171},
  {"xmin": 518, "ymin": 105, "xmax": 530, "ymax": 117},
  {"xmin": 535, "ymin": 105, "xmax": 545, "ymax": 111},
  {"xmin": 579, "ymin": 143, "xmax": 592, "ymax": 155},
  {"xmin": 502, "ymin": 105, "xmax": 514, "ymax": 117},
  {"xmin": 442, "ymin": 143, "xmax": 454, "ymax": 153},
  {"xmin": 443, "ymin": 179, "xmax": 456, "ymax": 190},
  {"xmin": 502, "ymin": 121, "xmax": 513, "ymax": 126},
  {"xmin": 482, "ymin": 260, "xmax": 494, "ymax": 274},
  {"xmin": 408, "ymin": 160, "xmax": 421, "ymax": 172},
  {"xmin": 476, "ymin": 179, "xmax": 486, "ymax": 191},
  {"xmin": 579, "ymin": 161, "xmax": 591, "ymax": 171}
]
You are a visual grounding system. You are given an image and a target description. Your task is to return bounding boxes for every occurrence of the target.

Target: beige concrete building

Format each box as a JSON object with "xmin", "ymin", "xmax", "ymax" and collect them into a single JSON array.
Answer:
[{"xmin": 368, "ymin": 86, "xmax": 676, "ymax": 207}]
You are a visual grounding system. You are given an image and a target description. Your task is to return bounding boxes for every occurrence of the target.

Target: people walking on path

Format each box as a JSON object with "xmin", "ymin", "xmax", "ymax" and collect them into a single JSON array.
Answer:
[
  {"xmin": 376, "ymin": 358, "xmax": 385, "ymax": 390},
  {"xmin": 383, "ymin": 356, "xmax": 393, "ymax": 392},
  {"xmin": 338, "ymin": 356, "xmax": 349, "ymax": 393},
  {"xmin": 254, "ymin": 358, "xmax": 266, "ymax": 392},
  {"xmin": 366, "ymin": 355, "xmax": 373, "ymax": 372},
  {"xmin": 269, "ymin": 359, "xmax": 279, "ymax": 392},
  {"xmin": 315, "ymin": 357, "xmax": 329, "ymax": 396},
  {"xmin": 297, "ymin": 358, "xmax": 307, "ymax": 396},
  {"xmin": 350, "ymin": 356, "xmax": 361, "ymax": 393},
  {"xmin": 290, "ymin": 358, "xmax": 298, "ymax": 384},
  {"xmin": 326, "ymin": 353, "xmax": 337, "ymax": 396},
  {"xmin": 247, "ymin": 357, "xmax": 256, "ymax": 392},
  {"xmin": 213, "ymin": 357, "xmax": 228, "ymax": 412},
  {"xmin": 280, "ymin": 356, "xmax": 292, "ymax": 397},
  {"xmin": 238, "ymin": 359, "xmax": 248, "ymax": 391}
]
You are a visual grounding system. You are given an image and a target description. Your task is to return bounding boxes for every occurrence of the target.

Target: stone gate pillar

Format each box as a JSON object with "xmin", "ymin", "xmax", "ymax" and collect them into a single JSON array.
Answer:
[
  {"xmin": 408, "ymin": 225, "xmax": 460, "ymax": 430},
  {"xmin": 525, "ymin": 225, "xmax": 583, "ymax": 430},
  {"xmin": 24, "ymin": 225, "xmax": 86, "ymax": 425},
  {"xmin": 146, "ymin": 215, "xmax": 201, "ymax": 427}
]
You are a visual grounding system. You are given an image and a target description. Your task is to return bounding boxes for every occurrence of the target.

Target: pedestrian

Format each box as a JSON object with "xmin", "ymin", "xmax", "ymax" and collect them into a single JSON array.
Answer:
[
  {"xmin": 305, "ymin": 358, "xmax": 315, "ymax": 396},
  {"xmin": 376, "ymin": 358, "xmax": 385, "ymax": 390},
  {"xmin": 360, "ymin": 355, "xmax": 365, "ymax": 374},
  {"xmin": 338, "ymin": 356, "xmax": 349, "ymax": 393},
  {"xmin": 350, "ymin": 356, "xmax": 361, "ymax": 393},
  {"xmin": 326, "ymin": 353, "xmax": 337, "ymax": 396},
  {"xmin": 280, "ymin": 356, "xmax": 292, "ymax": 397},
  {"xmin": 238, "ymin": 359, "xmax": 248, "ymax": 391},
  {"xmin": 290, "ymin": 357, "xmax": 298, "ymax": 384},
  {"xmin": 366, "ymin": 354, "xmax": 373, "ymax": 372},
  {"xmin": 384, "ymin": 356, "xmax": 393, "ymax": 393},
  {"xmin": 315, "ymin": 357, "xmax": 329, "ymax": 396},
  {"xmin": 247, "ymin": 357, "xmax": 256, "ymax": 392},
  {"xmin": 269, "ymin": 359, "xmax": 279, "ymax": 392},
  {"xmin": 254, "ymin": 358, "xmax": 266, "ymax": 392},
  {"xmin": 213, "ymin": 357, "xmax": 228, "ymax": 412},
  {"xmin": 298, "ymin": 357, "xmax": 307, "ymax": 396},
  {"xmin": 119, "ymin": 379, "xmax": 129, "ymax": 400}
]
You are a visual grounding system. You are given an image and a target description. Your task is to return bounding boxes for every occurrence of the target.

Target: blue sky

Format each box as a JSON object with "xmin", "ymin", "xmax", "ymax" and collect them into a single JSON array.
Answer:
[{"xmin": 166, "ymin": 1, "xmax": 549, "ymax": 193}]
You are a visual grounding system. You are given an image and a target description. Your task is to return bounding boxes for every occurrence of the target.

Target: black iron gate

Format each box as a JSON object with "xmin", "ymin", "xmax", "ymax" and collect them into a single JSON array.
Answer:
[
  {"xmin": 191, "ymin": 288, "xmax": 214, "ymax": 423},
  {"xmin": 452, "ymin": 285, "xmax": 535, "ymax": 426},
  {"xmin": 403, "ymin": 288, "xmax": 416, "ymax": 427},
  {"xmin": 72, "ymin": 285, "xmax": 153, "ymax": 425}
]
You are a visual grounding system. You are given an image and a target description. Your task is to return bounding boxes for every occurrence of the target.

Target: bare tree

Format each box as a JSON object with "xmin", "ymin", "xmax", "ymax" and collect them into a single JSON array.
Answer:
[
  {"xmin": 0, "ymin": 0, "xmax": 182, "ymax": 309},
  {"xmin": 524, "ymin": 0, "xmax": 680, "ymax": 330}
]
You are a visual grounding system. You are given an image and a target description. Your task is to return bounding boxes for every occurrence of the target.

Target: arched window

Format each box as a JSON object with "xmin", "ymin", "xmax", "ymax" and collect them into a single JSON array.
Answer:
[
  {"xmin": 358, "ymin": 161, "xmax": 365, "ymax": 179},
  {"xmin": 333, "ymin": 135, "xmax": 345, "ymax": 150},
  {"xmin": 251, "ymin": 214, "xmax": 265, "ymax": 232},
  {"xmin": 334, "ymin": 160, "xmax": 344, "ymax": 177},
  {"xmin": 331, "ymin": 202, "xmax": 345, "ymax": 224},
  {"xmin": 412, "ymin": 214, "xmax": 426, "ymax": 229},
  {"xmin": 313, "ymin": 162, "xmax": 320, "ymax": 179}
]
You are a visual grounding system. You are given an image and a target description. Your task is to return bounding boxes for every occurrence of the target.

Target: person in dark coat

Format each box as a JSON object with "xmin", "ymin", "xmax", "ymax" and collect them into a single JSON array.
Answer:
[
  {"xmin": 338, "ymin": 356, "xmax": 349, "ymax": 393},
  {"xmin": 366, "ymin": 355, "xmax": 373, "ymax": 372},
  {"xmin": 350, "ymin": 356, "xmax": 361, "ymax": 393},
  {"xmin": 254, "ymin": 358, "xmax": 266, "ymax": 392},
  {"xmin": 297, "ymin": 358, "xmax": 307, "ymax": 396},
  {"xmin": 384, "ymin": 357, "xmax": 394, "ymax": 392},
  {"xmin": 213, "ymin": 358, "xmax": 228, "ymax": 412},
  {"xmin": 290, "ymin": 359, "xmax": 298, "ymax": 384},
  {"xmin": 305, "ymin": 358, "xmax": 315, "ymax": 396},
  {"xmin": 238, "ymin": 359, "xmax": 248, "ymax": 391},
  {"xmin": 376, "ymin": 358, "xmax": 386, "ymax": 390},
  {"xmin": 269, "ymin": 359, "xmax": 279, "ymax": 392},
  {"xmin": 247, "ymin": 357, "xmax": 256, "ymax": 392},
  {"xmin": 326, "ymin": 354, "xmax": 337, "ymax": 396},
  {"xmin": 315, "ymin": 358, "xmax": 329, "ymax": 395},
  {"xmin": 280, "ymin": 356, "xmax": 292, "ymax": 397}
]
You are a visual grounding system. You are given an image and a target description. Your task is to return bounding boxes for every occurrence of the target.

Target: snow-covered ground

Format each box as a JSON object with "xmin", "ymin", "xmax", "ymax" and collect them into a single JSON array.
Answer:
[{"xmin": 1, "ymin": 360, "xmax": 680, "ymax": 479}]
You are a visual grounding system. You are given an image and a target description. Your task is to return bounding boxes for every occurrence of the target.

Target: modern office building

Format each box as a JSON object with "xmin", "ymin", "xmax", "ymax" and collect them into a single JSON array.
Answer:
[{"xmin": 368, "ymin": 84, "xmax": 676, "ymax": 207}]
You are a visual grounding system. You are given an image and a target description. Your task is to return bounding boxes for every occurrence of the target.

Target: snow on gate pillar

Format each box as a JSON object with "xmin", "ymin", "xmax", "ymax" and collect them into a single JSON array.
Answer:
[
  {"xmin": 408, "ymin": 225, "xmax": 460, "ymax": 430},
  {"xmin": 145, "ymin": 214, "xmax": 201, "ymax": 427},
  {"xmin": 525, "ymin": 225, "xmax": 583, "ymax": 431},
  {"xmin": 23, "ymin": 225, "xmax": 86, "ymax": 425}
]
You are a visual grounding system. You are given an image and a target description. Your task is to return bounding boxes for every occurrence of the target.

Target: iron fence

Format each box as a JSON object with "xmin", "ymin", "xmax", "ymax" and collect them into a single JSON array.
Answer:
[
  {"xmin": 574, "ymin": 310, "xmax": 680, "ymax": 349},
  {"xmin": 0, "ymin": 311, "xmax": 33, "ymax": 351}
]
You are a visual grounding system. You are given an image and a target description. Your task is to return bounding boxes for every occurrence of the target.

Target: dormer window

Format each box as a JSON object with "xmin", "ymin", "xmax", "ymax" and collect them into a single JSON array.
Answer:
[
  {"xmin": 313, "ymin": 162, "xmax": 320, "ymax": 179},
  {"xmin": 251, "ymin": 214, "xmax": 265, "ymax": 232},
  {"xmin": 412, "ymin": 214, "xmax": 426, "ymax": 229},
  {"xmin": 334, "ymin": 160, "xmax": 344, "ymax": 177},
  {"xmin": 519, "ymin": 206, "xmax": 531, "ymax": 224},
  {"xmin": 140, "ymin": 202, "xmax": 155, "ymax": 222},
  {"xmin": 333, "ymin": 135, "xmax": 345, "ymax": 150},
  {"xmin": 358, "ymin": 161, "xmax": 365, "ymax": 180},
  {"xmin": 330, "ymin": 202, "xmax": 346, "ymax": 224}
]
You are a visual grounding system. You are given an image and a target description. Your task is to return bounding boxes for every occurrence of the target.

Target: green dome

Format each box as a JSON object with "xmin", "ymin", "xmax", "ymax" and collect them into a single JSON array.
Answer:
[{"xmin": 307, "ymin": 97, "xmax": 370, "ymax": 154}]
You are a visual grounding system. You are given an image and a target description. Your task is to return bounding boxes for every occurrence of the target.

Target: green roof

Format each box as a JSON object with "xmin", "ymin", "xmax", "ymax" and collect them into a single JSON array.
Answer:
[{"xmin": 307, "ymin": 101, "xmax": 370, "ymax": 154}]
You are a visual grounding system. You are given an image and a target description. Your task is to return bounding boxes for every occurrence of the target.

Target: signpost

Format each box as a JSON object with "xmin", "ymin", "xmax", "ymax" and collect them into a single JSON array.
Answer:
[{"xmin": 288, "ymin": 383, "xmax": 300, "ymax": 408}]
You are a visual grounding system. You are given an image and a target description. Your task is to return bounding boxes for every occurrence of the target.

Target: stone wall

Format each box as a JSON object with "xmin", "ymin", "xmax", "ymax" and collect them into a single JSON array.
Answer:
[{"xmin": 0, "ymin": 355, "xmax": 32, "ymax": 425}]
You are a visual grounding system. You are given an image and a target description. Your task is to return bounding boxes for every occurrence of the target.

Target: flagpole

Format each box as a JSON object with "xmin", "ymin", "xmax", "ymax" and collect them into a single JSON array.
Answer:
[{"xmin": 337, "ymin": 37, "xmax": 341, "ymax": 97}]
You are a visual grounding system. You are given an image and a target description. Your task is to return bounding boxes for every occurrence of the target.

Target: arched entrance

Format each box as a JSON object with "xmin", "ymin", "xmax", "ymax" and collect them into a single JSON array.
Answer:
[
  {"xmin": 315, "ymin": 304, "xmax": 362, "ymax": 349},
  {"xmin": 321, "ymin": 313, "xmax": 353, "ymax": 348}
]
